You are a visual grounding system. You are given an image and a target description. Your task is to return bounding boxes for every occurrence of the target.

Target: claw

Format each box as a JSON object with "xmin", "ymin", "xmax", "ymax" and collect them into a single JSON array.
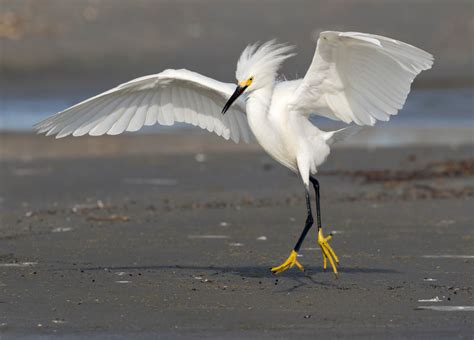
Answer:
[
  {"xmin": 270, "ymin": 250, "xmax": 305, "ymax": 274},
  {"xmin": 270, "ymin": 229, "xmax": 339, "ymax": 276},
  {"xmin": 318, "ymin": 228, "xmax": 339, "ymax": 277}
]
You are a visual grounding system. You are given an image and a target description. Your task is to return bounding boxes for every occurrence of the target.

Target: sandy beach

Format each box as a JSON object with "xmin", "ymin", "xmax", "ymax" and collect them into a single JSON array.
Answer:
[
  {"xmin": 1, "ymin": 0, "xmax": 473, "ymax": 337},
  {"xmin": 0, "ymin": 133, "xmax": 472, "ymax": 338}
]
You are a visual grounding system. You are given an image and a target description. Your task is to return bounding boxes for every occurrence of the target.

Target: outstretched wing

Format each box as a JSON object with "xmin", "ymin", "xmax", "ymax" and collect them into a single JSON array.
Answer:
[
  {"xmin": 289, "ymin": 31, "xmax": 433, "ymax": 125},
  {"xmin": 34, "ymin": 69, "xmax": 251, "ymax": 143}
]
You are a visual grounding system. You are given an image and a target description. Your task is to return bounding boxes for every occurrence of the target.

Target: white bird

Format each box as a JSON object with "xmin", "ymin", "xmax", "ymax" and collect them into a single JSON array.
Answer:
[{"xmin": 34, "ymin": 31, "xmax": 433, "ymax": 275}]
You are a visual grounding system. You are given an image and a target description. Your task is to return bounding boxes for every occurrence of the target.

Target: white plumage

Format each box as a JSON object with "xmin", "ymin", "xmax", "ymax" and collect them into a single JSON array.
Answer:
[
  {"xmin": 35, "ymin": 31, "xmax": 433, "ymax": 183},
  {"xmin": 34, "ymin": 31, "xmax": 433, "ymax": 275},
  {"xmin": 35, "ymin": 69, "xmax": 250, "ymax": 143},
  {"xmin": 289, "ymin": 32, "xmax": 433, "ymax": 125}
]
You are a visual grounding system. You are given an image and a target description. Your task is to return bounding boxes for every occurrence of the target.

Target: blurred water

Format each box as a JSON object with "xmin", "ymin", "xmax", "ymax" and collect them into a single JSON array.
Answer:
[{"xmin": 0, "ymin": 88, "xmax": 472, "ymax": 146}]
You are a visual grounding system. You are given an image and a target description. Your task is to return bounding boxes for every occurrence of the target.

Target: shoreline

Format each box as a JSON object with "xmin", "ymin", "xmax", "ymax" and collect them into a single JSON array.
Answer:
[{"xmin": 1, "ymin": 130, "xmax": 473, "ymax": 161}]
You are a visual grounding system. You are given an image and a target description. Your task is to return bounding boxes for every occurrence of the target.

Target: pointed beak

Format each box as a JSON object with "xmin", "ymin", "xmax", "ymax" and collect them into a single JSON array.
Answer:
[{"xmin": 222, "ymin": 85, "xmax": 247, "ymax": 114}]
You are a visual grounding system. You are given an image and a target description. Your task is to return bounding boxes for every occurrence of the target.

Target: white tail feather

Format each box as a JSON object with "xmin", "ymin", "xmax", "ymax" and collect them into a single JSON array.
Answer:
[{"xmin": 323, "ymin": 126, "xmax": 364, "ymax": 146}]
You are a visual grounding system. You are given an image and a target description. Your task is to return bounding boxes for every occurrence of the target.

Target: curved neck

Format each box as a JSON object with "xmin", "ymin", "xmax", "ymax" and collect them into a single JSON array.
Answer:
[{"xmin": 246, "ymin": 86, "xmax": 273, "ymax": 117}]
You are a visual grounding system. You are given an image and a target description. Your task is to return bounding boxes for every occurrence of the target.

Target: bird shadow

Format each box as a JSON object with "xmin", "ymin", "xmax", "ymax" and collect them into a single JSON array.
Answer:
[
  {"xmin": 74, "ymin": 264, "xmax": 400, "ymax": 292},
  {"xmin": 80, "ymin": 264, "xmax": 399, "ymax": 278}
]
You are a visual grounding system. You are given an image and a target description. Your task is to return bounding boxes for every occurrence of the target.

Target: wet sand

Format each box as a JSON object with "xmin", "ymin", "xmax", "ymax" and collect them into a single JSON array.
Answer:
[{"xmin": 0, "ymin": 133, "xmax": 473, "ymax": 338}]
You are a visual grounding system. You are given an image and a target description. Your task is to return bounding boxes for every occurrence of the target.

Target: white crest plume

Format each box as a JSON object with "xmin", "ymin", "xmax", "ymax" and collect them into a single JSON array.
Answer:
[{"xmin": 235, "ymin": 40, "xmax": 295, "ymax": 88}]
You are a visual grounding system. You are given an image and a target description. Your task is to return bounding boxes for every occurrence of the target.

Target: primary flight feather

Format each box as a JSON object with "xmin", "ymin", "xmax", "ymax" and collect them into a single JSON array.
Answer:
[{"xmin": 35, "ymin": 31, "xmax": 433, "ymax": 275}]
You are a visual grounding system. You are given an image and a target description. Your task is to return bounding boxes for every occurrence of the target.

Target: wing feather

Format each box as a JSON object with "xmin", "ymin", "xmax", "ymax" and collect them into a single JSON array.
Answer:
[
  {"xmin": 63, "ymin": 94, "xmax": 124, "ymax": 137},
  {"xmin": 181, "ymin": 88, "xmax": 198, "ymax": 126},
  {"xmin": 50, "ymin": 95, "xmax": 115, "ymax": 137},
  {"xmin": 190, "ymin": 89, "xmax": 209, "ymax": 131},
  {"xmin": 42, "ymin": 93, "xmax": 113, "ymax": 135},
  {"xmin": 170, "ymin": 86, "xmax": 185, "ymax": 123},
  {"xmin": 158, "ymin": 86, "xmax": 175, "ymax": 126},
  {"xmin": 89, "ymin": 93, "xmax": 136, "ymax": 136},
  {"xmin": 289, "ymin": 31, "xmax": 433, "ymax": 125},
  {"xmin": 144, "ymin": 91, "xmax": 160, "ymax": 126},
  {"xmin": 34, "ymin": 69, "xmax": 251, "ymax": 143},
  {"xmin": 107, "ymin": 91, "xmax": 148, "ymax": 135},
  {"xmin": 127, "ymin": 90, "xmax": 155, "ymax": 132},
  {"xmin": 197, "ymin": 90, "xmax": 218, "ymax": 133}
]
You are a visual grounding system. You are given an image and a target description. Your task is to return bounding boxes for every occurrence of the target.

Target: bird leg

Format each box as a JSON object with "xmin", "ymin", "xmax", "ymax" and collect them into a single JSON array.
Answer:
[
  {"xmin": 310, "ymin": 177, "xmax": 339, "ymax": 277},
  {"xmin": 270, "ymin": 178, "xmax": 339, "ymax": 276},
  {"xmin": 270, "ymin": 191, "xmax": 313, "ymax": 274}
]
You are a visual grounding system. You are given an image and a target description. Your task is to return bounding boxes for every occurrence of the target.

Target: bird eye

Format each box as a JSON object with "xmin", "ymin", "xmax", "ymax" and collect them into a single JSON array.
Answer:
[{"xmin": 249, "ymin": 77, "xmax": 254, "ymax": 81}]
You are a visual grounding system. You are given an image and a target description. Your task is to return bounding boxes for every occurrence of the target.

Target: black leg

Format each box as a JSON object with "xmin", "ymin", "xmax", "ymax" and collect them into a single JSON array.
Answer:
[
  {"xmin": 309, "ymin": 177, "xmax": 322, "ymax": 230},
  {"xmin": 271, "ymin": 178, "xmax": 338, "ymax": 275},
  {"xmin": 293, "ymin": 190, "xmax": 314, "ymax": 252}
]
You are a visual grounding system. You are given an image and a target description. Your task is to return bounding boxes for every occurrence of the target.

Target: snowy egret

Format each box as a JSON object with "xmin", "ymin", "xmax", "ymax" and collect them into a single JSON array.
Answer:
[{"xmin": 34, "ymin": 31, "xmax": 433, "ymax": 275}]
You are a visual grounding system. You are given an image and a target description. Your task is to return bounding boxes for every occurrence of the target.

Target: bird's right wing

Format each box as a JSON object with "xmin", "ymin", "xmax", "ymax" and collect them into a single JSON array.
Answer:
[
  {"xmin": 288, "ymin": 31, "xmax": 433, "ymax": 125},
  {"xmin": 34, "ymin": 69, "xmax": 251, "ymax": 143}
]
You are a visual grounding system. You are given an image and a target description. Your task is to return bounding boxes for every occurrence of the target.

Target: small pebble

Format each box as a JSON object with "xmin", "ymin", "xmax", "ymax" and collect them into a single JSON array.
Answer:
[{"xmin": 195, "ymin": 153, "xmax": 207, "ymax": 162}]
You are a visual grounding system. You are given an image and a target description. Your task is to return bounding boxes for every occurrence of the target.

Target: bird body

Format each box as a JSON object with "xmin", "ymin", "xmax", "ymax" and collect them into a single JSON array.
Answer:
[
  {"xmin": 246, "ymin": 79, "xmax": 332, "ymax": 177},
  {"xmin": 35, "ymin": 31, "xmax": 433, "ymax": 275}
]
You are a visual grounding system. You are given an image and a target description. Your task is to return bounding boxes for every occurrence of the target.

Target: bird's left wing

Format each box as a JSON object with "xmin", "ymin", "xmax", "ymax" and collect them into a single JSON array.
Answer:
[
  {"xmin": 34, "ymin": 69, "xmax": 251, "ymax": 143},
  {"xmin": 288, "ymin": 31, "xmax": 433, "ymax": 125}
]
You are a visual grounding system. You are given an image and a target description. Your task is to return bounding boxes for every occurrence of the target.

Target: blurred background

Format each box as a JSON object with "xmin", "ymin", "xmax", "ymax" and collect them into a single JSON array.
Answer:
[{"xmin": 0, "ymin": 0, "xmax": 473, "ymax": 145}]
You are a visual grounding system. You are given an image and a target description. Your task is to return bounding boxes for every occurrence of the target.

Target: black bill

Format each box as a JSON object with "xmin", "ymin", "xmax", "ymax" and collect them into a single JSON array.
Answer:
[{"xmin": 222, "ymin": 85, "xmax": 247, "ymax": 114}]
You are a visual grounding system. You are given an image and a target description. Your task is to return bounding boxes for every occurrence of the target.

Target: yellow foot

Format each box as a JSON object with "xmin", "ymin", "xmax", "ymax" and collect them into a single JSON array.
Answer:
[
  {"xmin": 270, "ymin": 250, "xmax": 305, "ymax": 274},
  {"xmin": 318, "ymin": 228, "xmax": 340, "ymax": 277}
]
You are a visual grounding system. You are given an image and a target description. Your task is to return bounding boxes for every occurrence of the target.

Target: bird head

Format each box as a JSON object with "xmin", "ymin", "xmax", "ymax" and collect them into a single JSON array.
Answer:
[{"xmin": 222, "ymin": 40, "xmax": 295, "ymax": 114}]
